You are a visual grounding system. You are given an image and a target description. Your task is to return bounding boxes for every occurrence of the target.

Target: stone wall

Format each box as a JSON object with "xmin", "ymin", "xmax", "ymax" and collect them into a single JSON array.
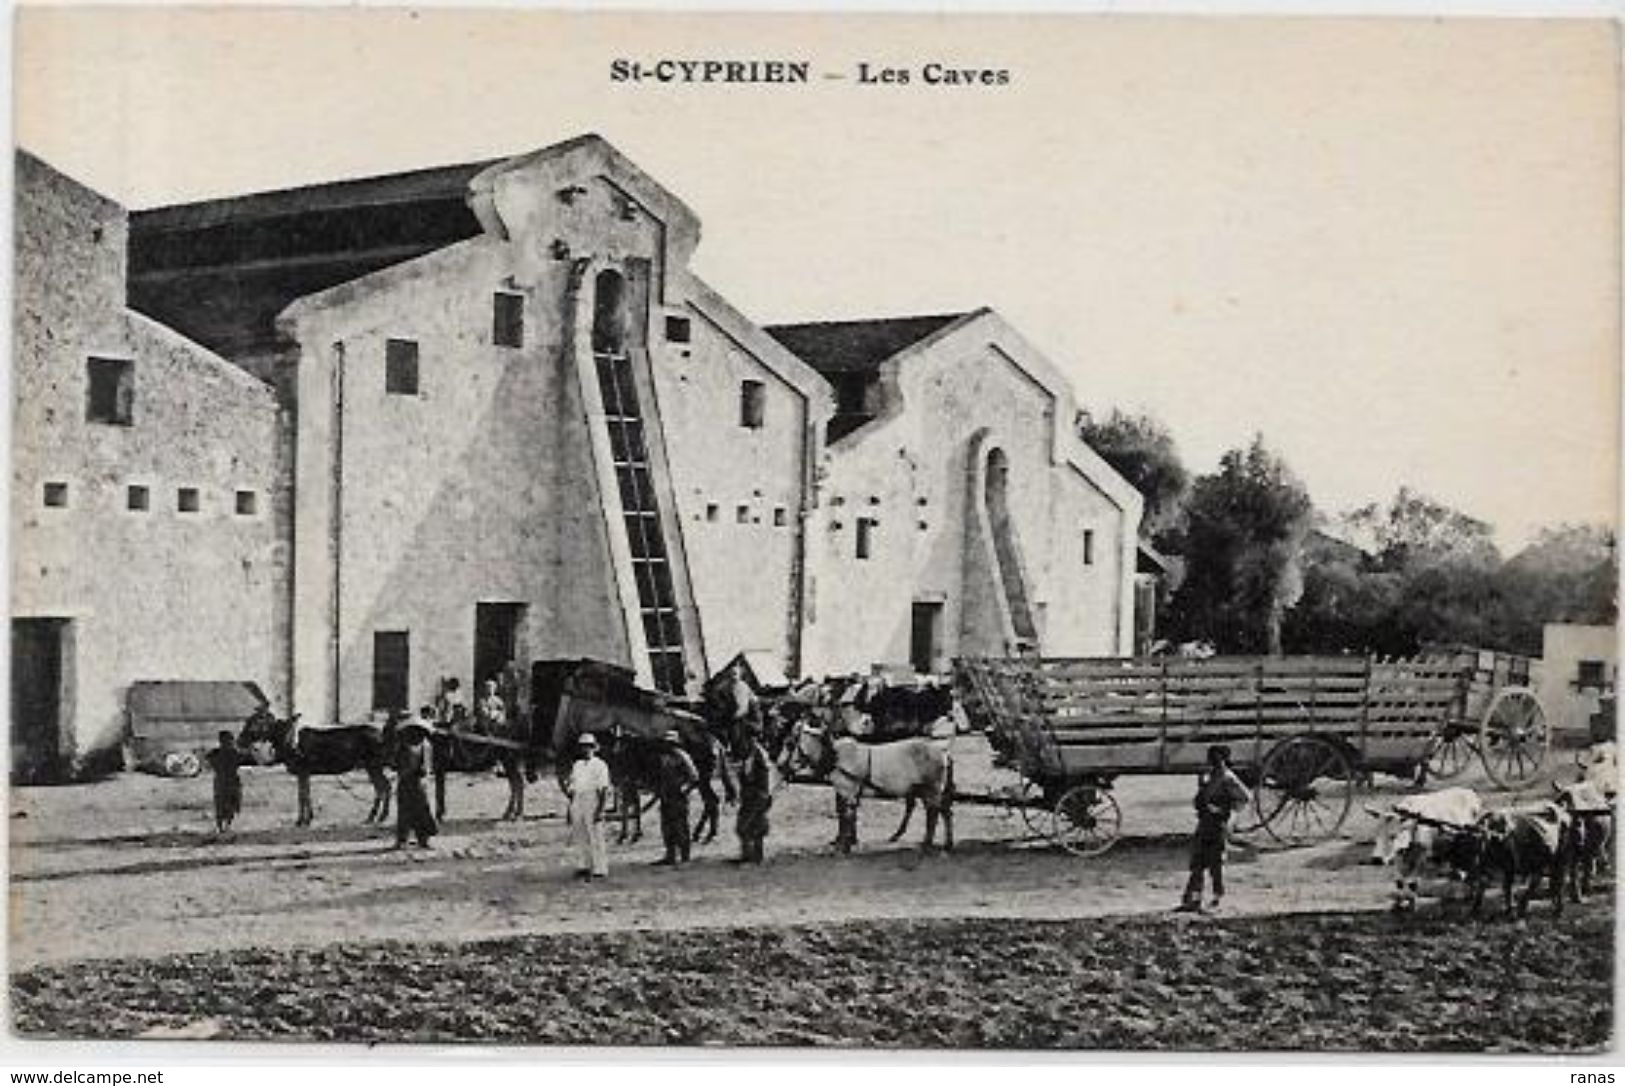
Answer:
[{"xmin": 12, "ymin": 152, "xmax": 287, "ymax": 771}]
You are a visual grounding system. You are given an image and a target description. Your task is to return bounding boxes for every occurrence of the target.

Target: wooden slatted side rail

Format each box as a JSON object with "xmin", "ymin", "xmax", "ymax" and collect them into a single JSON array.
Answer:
[{"xmin": 955, "ymin": 654, "xmax": 1465, "ymax": 766}]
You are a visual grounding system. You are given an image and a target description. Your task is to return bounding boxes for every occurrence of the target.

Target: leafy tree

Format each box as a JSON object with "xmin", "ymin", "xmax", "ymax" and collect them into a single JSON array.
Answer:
[
  {"xmin": 1345, "ymin": 486, "xmax": 1500, "ymax": 571},
  {"xmin": 1165, "ymin": 435, "xmax": 1313, "ymax": 654},
  {"xmin": 1491, "ymin": 524, "xmax": 1617, "ymax": 653},
  {"xmin": 1077, "ymin": 408, "xmax": 1190, "ymax": 543}
]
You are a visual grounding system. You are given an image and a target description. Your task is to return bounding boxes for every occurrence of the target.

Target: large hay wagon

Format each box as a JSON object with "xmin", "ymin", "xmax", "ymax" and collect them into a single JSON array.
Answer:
[{"xmin": 954, "ymin": 652, "xmax": 1542, "ymax": 856}]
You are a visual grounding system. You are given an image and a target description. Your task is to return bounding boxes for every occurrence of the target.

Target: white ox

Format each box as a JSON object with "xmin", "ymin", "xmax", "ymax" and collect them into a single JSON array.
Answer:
[
  {"xmin": 1580, "ymin": 741, "xmax": 1618, "ymax": 802},
  {"xmin": 1366, "ymin": 786, "xmax": 1485, "ymax": 911}
]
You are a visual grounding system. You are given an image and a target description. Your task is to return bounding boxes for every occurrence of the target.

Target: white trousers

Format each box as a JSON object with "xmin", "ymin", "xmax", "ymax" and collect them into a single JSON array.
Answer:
[{"xmin": 570, "ymin": 802, "xmax": 608, "ymax": 876}]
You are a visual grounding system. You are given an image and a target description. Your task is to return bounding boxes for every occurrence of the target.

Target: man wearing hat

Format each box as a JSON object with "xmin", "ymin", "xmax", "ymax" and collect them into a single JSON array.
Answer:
[
  {"xmin": 565, "ymin": 732, "xmax": 611, "ymax": 879},
  {"xmin": 733, "ymin": 720, "xmax": 774, "ymax": 865},
  {"xmin": 1176, "ymin": 744, "xmax": 1252, "ymax": 913},
  {"xmin": 654, "ymin": 729, "xmax": 700, "ymax": 866},
  {"xmin": 394, "ymin": 708, "xmax": 438, "ymax": 849}
]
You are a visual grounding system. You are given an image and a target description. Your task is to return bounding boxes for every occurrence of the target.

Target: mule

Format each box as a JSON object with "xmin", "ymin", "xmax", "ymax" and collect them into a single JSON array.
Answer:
[
  {"xmin": 239, "ymin": 711, "xmax": 394, "ymax": 827},
  {"xmin": 600, "ymin": 725, "xmax": 736, "ymax": 845},
  {"xmin": 782, "ymin": 720, "xmax": 954, "ymax": 853}
]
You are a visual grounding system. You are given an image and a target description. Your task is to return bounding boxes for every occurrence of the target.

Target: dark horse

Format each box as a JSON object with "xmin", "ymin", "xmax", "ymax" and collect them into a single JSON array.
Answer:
[
  {"xmin": 240, "ymin": 708, "xmax": 395, "ymax": 827},
  {"xmin": 430, "ymin": 710, "xmax": 529, "ymax": 823},
  {"xmin": 601, "ymin": 721, "xmax": 736, "ymax": 845}
]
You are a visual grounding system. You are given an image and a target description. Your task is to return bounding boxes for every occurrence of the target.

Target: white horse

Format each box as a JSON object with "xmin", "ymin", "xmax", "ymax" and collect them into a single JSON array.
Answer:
[{"xmin": 781, "ymin": 720, "xmax": 954, "ymax": 853}]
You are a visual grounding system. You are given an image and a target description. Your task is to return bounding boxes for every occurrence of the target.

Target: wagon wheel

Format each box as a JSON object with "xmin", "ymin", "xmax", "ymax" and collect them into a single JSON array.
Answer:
[
  {"xmin": 1255, "ymin": 736, "xmax": 1354, "ymax": 846},
  {"xmin": 1479, "ymin": 687, "xmax": 1548, "ymax": 790},
  {"xmin": 1424, "ymin": 722, "xmax": 1478, "ymax": 781},
  {"xmin": 1050, "ymin": 784, "xmax": 1122, "ymax": 857},
  {"xmin": 1016, "ymin": 778, "xmax": 1049, "ymax": 838}
]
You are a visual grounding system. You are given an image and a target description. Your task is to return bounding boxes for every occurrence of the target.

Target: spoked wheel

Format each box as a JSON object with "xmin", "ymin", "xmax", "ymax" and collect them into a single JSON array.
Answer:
[
  {"xmin": 1051, "ymin": 783, "xmax": 1122, "ymax": 857},
  {"xmin": 1479, "ymin": 687, "xmax": 1549, "ymax": 790},
  {"xmin": 1424, "ymin": 723, "xmax": 1478, "ymax": 781},
  {"xmin": 1255, "ymin": 736, "xmax": 1354, "ymax": 846},
  {"xmin": 1016, "ymin": 778, "xmax": 1049, "ymax": 838}
]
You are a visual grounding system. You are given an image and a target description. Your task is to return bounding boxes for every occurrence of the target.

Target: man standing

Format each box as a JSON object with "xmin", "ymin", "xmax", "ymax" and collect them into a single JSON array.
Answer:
[
  {"xmin": 394, "ymin": 711, "xmax": 438, "ymax": 850},
  {"xmin": 566, "ymin": 733, "xmax": 611, "ymax": 880},
  {"xmin": 654, "ymin": 730, "xmax": 700, "ymax": 867},
  {"xmin": 733, "ymin": 723, "xmax": 774, "ymax": 864},
  {"xmin": 1177, "ymin": 744, "xmax": 1252, "ymax": 913}
]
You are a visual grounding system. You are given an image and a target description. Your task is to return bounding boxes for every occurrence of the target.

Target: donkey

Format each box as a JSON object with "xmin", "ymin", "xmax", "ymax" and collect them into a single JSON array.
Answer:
[
  {"xmin": 782, "ymin": 720, "xmax": 954, "ymax": 853},
  {"xmin": 239, "ymin": 709, "xmax": 395, "ymax": 827}
]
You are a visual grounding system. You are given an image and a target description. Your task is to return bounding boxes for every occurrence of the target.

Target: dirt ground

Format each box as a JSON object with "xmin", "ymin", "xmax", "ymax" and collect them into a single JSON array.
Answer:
[
  {"xmin": 12, "ymin": 910, "xmax": 1613, "ymax": 1050},
  {"xmin": 8, "ymin": 736, "xmax": 1599, "ymax": 971}
]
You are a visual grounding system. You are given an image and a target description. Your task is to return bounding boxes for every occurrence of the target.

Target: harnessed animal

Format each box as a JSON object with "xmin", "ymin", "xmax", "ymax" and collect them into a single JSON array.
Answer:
[
  {"xmin": 781, "ymin": 719, "xmax": 954, "ymax": 853},
  {"xmin": 238, "ymin": 711, "xmax": 395, "ymax": 827}
]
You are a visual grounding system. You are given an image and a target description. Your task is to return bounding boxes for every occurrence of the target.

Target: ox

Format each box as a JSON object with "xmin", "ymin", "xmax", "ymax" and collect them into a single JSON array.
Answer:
[
  {"xmin": 1580, "ymin": 741, "xmax": 1618, "ymax": 801},
  {"xmin": 1553, "ymin": 779, "xmax": 1613, "ymax": 902},
  {"xmin": 1469, "ymin": 802, "xmax": 1573, "ymax": 919},
  {"xmin": 782, "ymin": 720, "xmax": 954, "ymax": 853},
  {"xmin": 1366, "ymin": 787, "xmax": 1484, "ymax": 912},
  {"xmin": 239, "ymin": 710, "xmax": 394, "ymax": 827}
]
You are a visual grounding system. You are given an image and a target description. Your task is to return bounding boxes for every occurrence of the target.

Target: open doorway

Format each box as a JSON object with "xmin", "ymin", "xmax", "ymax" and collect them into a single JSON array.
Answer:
[
  {"xmin": 910, "ymin": 601, "xmax": 945, "ymax": 674},
  {"xmin": 12, "ymin": 617, "xmax": 73, "ymax": 783},
  {"xmin": 474, "ymin": 602, "xmax": 528, "ymax": 691}
]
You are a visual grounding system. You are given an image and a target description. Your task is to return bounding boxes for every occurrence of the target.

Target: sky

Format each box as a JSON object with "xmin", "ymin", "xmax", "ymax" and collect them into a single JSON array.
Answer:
[{"xmin": 13, "ymin": 8, "xmax": 1619, "ymax": 550}]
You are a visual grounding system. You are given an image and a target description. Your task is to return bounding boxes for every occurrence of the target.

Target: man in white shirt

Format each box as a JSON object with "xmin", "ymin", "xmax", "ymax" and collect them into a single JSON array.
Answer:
[{"xmin": 566, "ymin": 732, "xmax": 612, "ymax": 880}]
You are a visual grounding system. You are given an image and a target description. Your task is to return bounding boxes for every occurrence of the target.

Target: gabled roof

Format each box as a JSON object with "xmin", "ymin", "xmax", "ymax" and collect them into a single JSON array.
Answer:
[{"xmin": 765, "ymin": 313, "xmax": 971, "ymax": 377}]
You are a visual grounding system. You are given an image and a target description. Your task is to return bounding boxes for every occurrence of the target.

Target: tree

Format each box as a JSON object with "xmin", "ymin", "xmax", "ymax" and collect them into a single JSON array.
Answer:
[
  {"xmin": 1165, "ymin": 435, "xmax": 1314, "ymax": 654},
  {"xmin": 1344, "ymin": 486, "xmax": 1500, "ymax": 571},
  {"xmin": 1492, "ymin": 524, "xmax": 1617, "ymax": 654},
  {"xmin": 1076, "ymin": 408, "xmax": 1190, "ymax": 542}
]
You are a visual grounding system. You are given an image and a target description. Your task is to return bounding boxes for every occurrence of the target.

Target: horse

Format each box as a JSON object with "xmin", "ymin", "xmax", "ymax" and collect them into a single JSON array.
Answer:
[
  {"xmin": 600, "ymin": 722, "xmax": 736, "ymax": 846},
  {"xmin": 428, "ymin": 700, "xmax": 528, "ymax": 822},
  {"xmin": 239, "ymin": 709, "xmax": 395, "ymax": 827},
  {"xmin": 781, "ymin": 719, "xmax": 954, "ymax": 853}
]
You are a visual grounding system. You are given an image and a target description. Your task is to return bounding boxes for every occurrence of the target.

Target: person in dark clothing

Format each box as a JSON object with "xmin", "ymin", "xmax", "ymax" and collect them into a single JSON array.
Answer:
[
  {"xmin": 206, "ymin": 730, "xmax": 243, "ymax": 834},
  {"xmin": 395, "ymin": 712, "xmax": 438, "ymax": 849},
  {"xmin": 653, "ymin": 729, "xmax": 700, "ymax": 866},
  {"xmin": 733, "ymin": 724, "xmax": 774, "ymax": 864},
  {"xmin": 1177, "ymin": 744, "xmax": 1253, "ymax": 913}
]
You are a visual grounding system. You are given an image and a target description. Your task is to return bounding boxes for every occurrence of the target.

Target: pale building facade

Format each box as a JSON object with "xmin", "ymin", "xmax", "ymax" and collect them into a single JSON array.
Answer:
[
  {"xmin": 17, "ymin": 135, "xmax": 1141, "ymax": 767},
  {"xmin": 11, "ymin": 152, "xmax": 289, "ymax": 780}
]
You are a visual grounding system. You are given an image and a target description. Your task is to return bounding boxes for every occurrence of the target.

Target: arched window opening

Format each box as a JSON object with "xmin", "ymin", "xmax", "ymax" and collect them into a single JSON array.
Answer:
[{"xmin": 592, "ymin": 270, "xmax": 628, "ymax": 355}]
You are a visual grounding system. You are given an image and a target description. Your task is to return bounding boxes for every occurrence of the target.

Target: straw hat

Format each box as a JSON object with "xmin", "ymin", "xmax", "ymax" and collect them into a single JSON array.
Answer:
[{"xmin": 578, "ymin": 733, "xmax": 600, "ymax": 750}]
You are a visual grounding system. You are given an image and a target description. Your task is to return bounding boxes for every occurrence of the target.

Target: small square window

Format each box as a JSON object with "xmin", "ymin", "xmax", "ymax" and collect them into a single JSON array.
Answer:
[
  {"xmin": 705, "ymin": 503, "xmax": 718, "ymax": 522},
  {"xmin": 42, "ymin": 482, "xmax": 68, "ymax": 508},
  {"xmin": 493, "ymin": 292, "xmax": 524, "ymax": 349},
  {"xmin": 1578, "ymin": 660, "xmax": 1607, "ymax": 690},
  {"xmin": 736, "ymin": 505, "xmax": 751, "ymax": 525},
  {"xmin": 86, "ymin": 357, "xmax": 133, "ymax": 425},
  {"xmin": 740, "ymin": 380, "xmax": 765, "ymax": 429},
  {"xmin": 385, "ymin": 339, "xmax": 420, "ymax": 395},
  {"xmin": 235, "ymin": 490, "xmax": 258, "ymax": 516},
  {"xmin": 774, "ymin": 507, "xmax": 788, "ymax": 528},
  {"xmin": 856, "ymin": 517, "xmax": 877, "ymax": 560},
  {"xmin": 177, "ymin": 487, "xmax": 200, "ymax": 513},
  {"xmin": 665, "ymin": 315, "xmax": 692, "ymax": 344},
  {"xmin": 126, "ymin": 485, "xmax": 149, "ymax": 512},
  {"xmin": 1083, "ymin": 529, "xmax": 1096, "ymax": 566}
]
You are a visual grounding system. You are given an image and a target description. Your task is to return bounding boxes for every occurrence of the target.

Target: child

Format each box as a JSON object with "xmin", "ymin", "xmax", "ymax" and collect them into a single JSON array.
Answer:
[
  {"xmin": 1176, "ymin": 744, "xmax": 1253, "ymax": 913},
  {"xmin": 205, "ymin": 730, "xmax": 243, "ymax": 835}
]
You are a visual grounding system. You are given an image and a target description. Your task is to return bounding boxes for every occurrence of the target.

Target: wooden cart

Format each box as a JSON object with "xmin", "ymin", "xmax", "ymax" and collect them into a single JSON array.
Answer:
[
  {"xmin": 955, "ymin": 653, "xmax": 1470, "ymax": 856},
  {"xmin": 1414, "ymin": 646, "xmax": 1549, "ymax": 788}
]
